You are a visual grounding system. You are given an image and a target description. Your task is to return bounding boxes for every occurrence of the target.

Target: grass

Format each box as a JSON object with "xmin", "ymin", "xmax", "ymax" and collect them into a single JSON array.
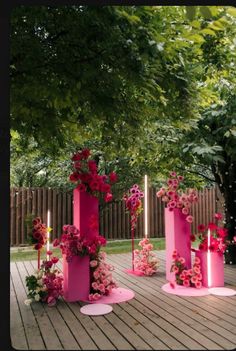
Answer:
[{"xmin": 10, "ymin": 238, "xmax": 165, "ymax": 262}]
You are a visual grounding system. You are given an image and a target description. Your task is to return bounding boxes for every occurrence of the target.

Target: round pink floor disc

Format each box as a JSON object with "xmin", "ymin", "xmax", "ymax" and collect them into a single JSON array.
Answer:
[
  {"xmin": 124, "ymin": 269, "xmax": 144, "ymax": 276},
  {"xmin": 208, "ymin": 287, "xmax": 236, "ymax": 296},
  {"xmin": 162, "ymin": 283, "xmax": 210, "ymax": 296},
  {"xmin": 88, "ymin": 288, "xmax": 135, "ymax": 304},
  {"xmin": 80, "ymin": 303, "xmax": 113, "ymax": 316}
]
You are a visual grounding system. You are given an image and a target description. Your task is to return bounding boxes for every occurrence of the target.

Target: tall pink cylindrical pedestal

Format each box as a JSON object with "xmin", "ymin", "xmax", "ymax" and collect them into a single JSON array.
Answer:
[
  {"xmin": 165, "ymin": 208, "xmax": 191, "ymax": 281},
  {"xmin": 195, "ymin": 250, "xmax": 224, "ymax": 288},
  {"xmin": 63, "ymin": 254, "xmax": 90, "ymax": 302},
  {"xmin": 73, "ymin": 189, "xmax": 99, "ymax": 239}
]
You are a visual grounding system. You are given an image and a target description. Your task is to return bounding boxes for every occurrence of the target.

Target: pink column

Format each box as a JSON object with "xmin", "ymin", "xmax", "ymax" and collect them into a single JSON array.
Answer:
[
  {"xmin": 63, "ymin": 189, "xmax": 99, "ymax": 302},
  {"xmin": 73, "ymin": 189, "xmax": 99, "ymax": 239},
  {"xmin": 165, "ymin": 208, "xmax": 191, "ymax": 281},
  {"xmin": 63, "ymin": 254, "xmax": 90, "ymax": 302},
  {"xmin": 195, "ymin": 250, "xmax": 224, "ymax": 288}
]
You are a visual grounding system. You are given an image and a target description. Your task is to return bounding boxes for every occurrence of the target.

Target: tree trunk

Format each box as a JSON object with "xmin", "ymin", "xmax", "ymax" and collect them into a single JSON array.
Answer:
[{"xmin": 212, "ymin": 162, "xmax": 236, "ymax": 241}]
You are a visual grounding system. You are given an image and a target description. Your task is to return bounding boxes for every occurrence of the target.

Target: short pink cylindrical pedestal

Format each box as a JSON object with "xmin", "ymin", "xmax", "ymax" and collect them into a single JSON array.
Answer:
[
  {"xmin": 63, "ymin": 254, "xmax": 90, "ymax": 302},
  {"xmin": 195, "ymin": 250, "xmax": 224, "ymax": 288},
  {"xmin": 73, "ymin": 189, "xmax": 99, "ymax": 239},
  {"xmin": 165, "ymin": 208, "xmax": 191, "ymax": 281}
]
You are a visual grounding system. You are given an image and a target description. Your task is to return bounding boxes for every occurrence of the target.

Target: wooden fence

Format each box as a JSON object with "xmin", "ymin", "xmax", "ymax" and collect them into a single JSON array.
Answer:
[{"xmin": 10, "ymin": 186, "xmax": 224, "ymax": 246}]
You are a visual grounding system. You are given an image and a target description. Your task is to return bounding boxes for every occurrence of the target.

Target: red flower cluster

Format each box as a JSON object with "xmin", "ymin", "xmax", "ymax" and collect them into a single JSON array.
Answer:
[
  {"xmin": 171, "ymin": 250, "xmax": 203, "ymax": 288},
  {"xmin": 195, "ymin": 213, "xmax": 228, "ymax": 254},
  {"xmin": 69, "ymin": 148, "xmax": 117, "ymax": 202},
  {"xmin": 29, "ymin": 217, "xmax": 48, "ymax": 251},
  {"xmin": 123, "ymin": 184, "xmax": 144, "ymax": 231},
  {"xmin": 156, "ymin": 171, "xmax": 198, "ymax": 223},
  {"xmin": 25, "ymin": 254, "xmax": 63, "ymax": 307},
  {"xmin": 53, "ymin": 224, "xmax": 107, "ymax": 262}
]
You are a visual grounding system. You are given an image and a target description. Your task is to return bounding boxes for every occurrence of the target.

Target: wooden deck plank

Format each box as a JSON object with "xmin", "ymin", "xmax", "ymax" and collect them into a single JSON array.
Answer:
[
  {"xmin": 107, "ymin": 256, "xmax": 226, "ymax": 350},
  {"xmin": 56, "ymin": 261, "xmax": 154, "ymax": 350},
  {"xmin": 10, "ymin": 277, "xmax": 28, "ymax": 350},
  {"xmin": 10, "ymin": 250, "xmax": 236, "ymax": 351},
  {"xmin": 25, "ymin": 260, "xmax": 80, "ymax": 350},
  {"xmin": 11, "ymin": 262, "xmax": 46, "ymax": 350},
  {"xmin": 114, "ymin": 253, "xmax": 236, "ymax": 323},
  {"xmin": 109, "ymin": 253, "xmax": 236, "ymax": 349}
]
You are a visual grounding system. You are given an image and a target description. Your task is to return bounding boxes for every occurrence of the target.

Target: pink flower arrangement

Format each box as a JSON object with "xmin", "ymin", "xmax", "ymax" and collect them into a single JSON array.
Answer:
[
  {"xmin": 195, "ymin": 213, "xmax": 228, "ymax": 254},
  {"xmin": 134, "ymin": 238, "xmax": 160, "ymax": 275},
  {"xmin": 171, "ymin": 250, "xmax": 202, "ymax": 288},
  {"xmin": 28, "ymin": 217, "xmax": 48, "ymax": 250},
  {"xmin": 53, "ymin": 224, "xmax": 117, "ymax": 300},
  {"xmin": 88, "ymin": 252, "xmax": 117, "ymax": 301},
  {"xmin": 69, "ymin": 148, "xmax": 117, "ymax": 202},
  {"xmin": 25, "ymin": 254, "xmax": 63, "ymax": 306},
  {"xmin": 156, "ymin": 172, "xmax": 198, "ymax": 223},
  {"xmin": 53, "ymin": 224, "xmax": 107, "ymax": 262},
  {"xmin": 123, "ymin": 184, "xmax": 144, "ymax": 231}
]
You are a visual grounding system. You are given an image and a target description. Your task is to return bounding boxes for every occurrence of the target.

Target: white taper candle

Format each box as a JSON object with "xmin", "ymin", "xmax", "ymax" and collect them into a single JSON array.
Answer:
[
  {"xmin": 144, "ymin": 175, "xmax": 148, "ymax": 238},
  {"xmin": 47, "ymin": 210, "xmax": 51, "ymax": 260},
  {"xmin": 207, "ymin": 228, "xmax": 212, "ymax": 287}
]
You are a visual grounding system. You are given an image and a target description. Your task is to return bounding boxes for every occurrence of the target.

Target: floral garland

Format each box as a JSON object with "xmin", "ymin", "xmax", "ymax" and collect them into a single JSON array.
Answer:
[
  {"xmin": 69, "ymin": 148, "xmax": 117, "ymax": 202},
  {"xmin": 134, "ymin": 238, "xmax": 160, "ymax": 276},
  {"xmin": 53, "ymin": 224, "xmax": 117, "ymax": 301},
  {"xmin": 123, "ymin": 184, "xmax": 144, "ymax": 230},
  {"xmin": 28, "ymin": 217, "xmax": 48, "ymax": 250},
  {"xmin": 170, "ymin": 250, "xmax": 202, "ymax": 288},
  {"xmin": 194, "ymin": 213, "xmax": 228, "ymax": 254},
  {"xmin": 156, "ymin": 171, "xmax": 198, "ymax": 223},
  {"xmin": 123, "ymin": 184, "xmax": 144, "ymax": 270},
  {"xmin": 25, "ymin": 253, "xmax": 63, "ymax": 306},
  {"xmin": 89, "ymin": 252, "xmax": 117, "ymax": 301}
]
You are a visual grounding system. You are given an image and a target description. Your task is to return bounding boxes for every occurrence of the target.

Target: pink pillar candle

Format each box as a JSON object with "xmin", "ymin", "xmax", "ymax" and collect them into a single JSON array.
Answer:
[{"xmin": 195, "ymin": 250, "xmax": 224, "ymax": 288}]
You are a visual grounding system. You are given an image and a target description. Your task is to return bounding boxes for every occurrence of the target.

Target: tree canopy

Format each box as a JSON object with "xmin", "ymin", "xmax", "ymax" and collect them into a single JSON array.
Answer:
[{"xmin": 10, "ymin": 5, "xmax": 236, "ymax": 238}]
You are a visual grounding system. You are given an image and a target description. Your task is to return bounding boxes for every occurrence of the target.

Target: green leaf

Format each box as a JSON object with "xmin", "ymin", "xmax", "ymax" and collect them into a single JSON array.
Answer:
[
  {"xmin": 184, "ymin": 34, "xmax": 205, "ymax": 44},
  {"xmin": 227, "ymin": 7, "xmax": 236, "ymax": 17},
  {"xmin": 200, "ymin": 7, "xmax": 213, "ymax": 19},
  {"xmin": 186, "ymin": 6, "xmax": 196, "ymax": 21},
  {"xmin": 190, "ymin": 20, "xmax": 201, "ymax": 29},
  {"xmin": 201, "ymin": 28, "xmax": 216, "ymax": 36}
]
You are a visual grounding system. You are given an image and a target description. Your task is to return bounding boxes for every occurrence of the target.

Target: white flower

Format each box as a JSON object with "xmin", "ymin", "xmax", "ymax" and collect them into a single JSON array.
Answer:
[
  {"xmin": 37, "ymin": 271, "xmax": 43, "ymax": 279},
  {"xmin": 35, "ymin": 287, "xmax": 41, "ymax": 293},
  {"xmin": 34, "ymin": 294, "xmax": 40, "ymax": 302},
  {"xmin": 24, "ymin": 298, "xmax": 32, "ymax": 306},
  {"xmin": 37, "ymin": 279, "xmax": 43, "ymax": 286}
]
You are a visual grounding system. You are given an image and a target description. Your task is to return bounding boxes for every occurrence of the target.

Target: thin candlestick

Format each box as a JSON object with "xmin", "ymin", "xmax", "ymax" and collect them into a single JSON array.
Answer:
[
  {"xmin": 207, "ymin": 228, "xmax": 212, "ymax": 287},
  {"xmin": 144, "ymin": 175, "xmax": 148, "ymax": 238},
  {"xmin": 47, "ymin": 210, "xmax": 51, "ymax": 260}
]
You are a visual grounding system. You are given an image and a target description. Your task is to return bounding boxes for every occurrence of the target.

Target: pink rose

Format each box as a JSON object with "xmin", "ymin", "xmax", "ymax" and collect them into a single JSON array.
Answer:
[
  {"xmin": 109, "ymin": 171, "xmax": 118, "ymax": 183},
  {"xmin": 173, "ymin": 265, "xmax": 179, "ymax": 274},
  {"xmin": 51, "ymin": 256, "xmax": 59, "ymax": 264},
  {"xmin": 104, "ymin": 193, "xmax": 113, "ymax": 202},
  {"xmin": 77, "ymin": 183, "xmax": 86, "ymax": 192},
  {"xmin": 177, "ymin": 175, "xmax": 184, "ymax": 181},
  {"xmin": 214, "ymin": 213, "xmax": 223, "ymax": 221},
  {"xmin": 183, "ymin": 279, "xmax": 190, "ymax": 287},
  {"xmin": 186, "ymin": 215, "xmax": 193, "ymax": 223},
  {"xmin": 195, "ymin": 281, "xmax": 202, "ymax": 289},
  {"xmin": 90, "ymin": 260, "xmax": 98, "ymax": 268},
  {"xmin": 182, "ymin": 207, "xmax": 189, "ymax": 215}
]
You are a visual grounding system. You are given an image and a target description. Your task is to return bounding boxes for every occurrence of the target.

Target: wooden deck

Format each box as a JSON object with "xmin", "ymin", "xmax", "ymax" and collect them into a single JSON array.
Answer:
[{"xmin": 11, "ymin": 250, "xmax": 236, "ymax": 350}]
